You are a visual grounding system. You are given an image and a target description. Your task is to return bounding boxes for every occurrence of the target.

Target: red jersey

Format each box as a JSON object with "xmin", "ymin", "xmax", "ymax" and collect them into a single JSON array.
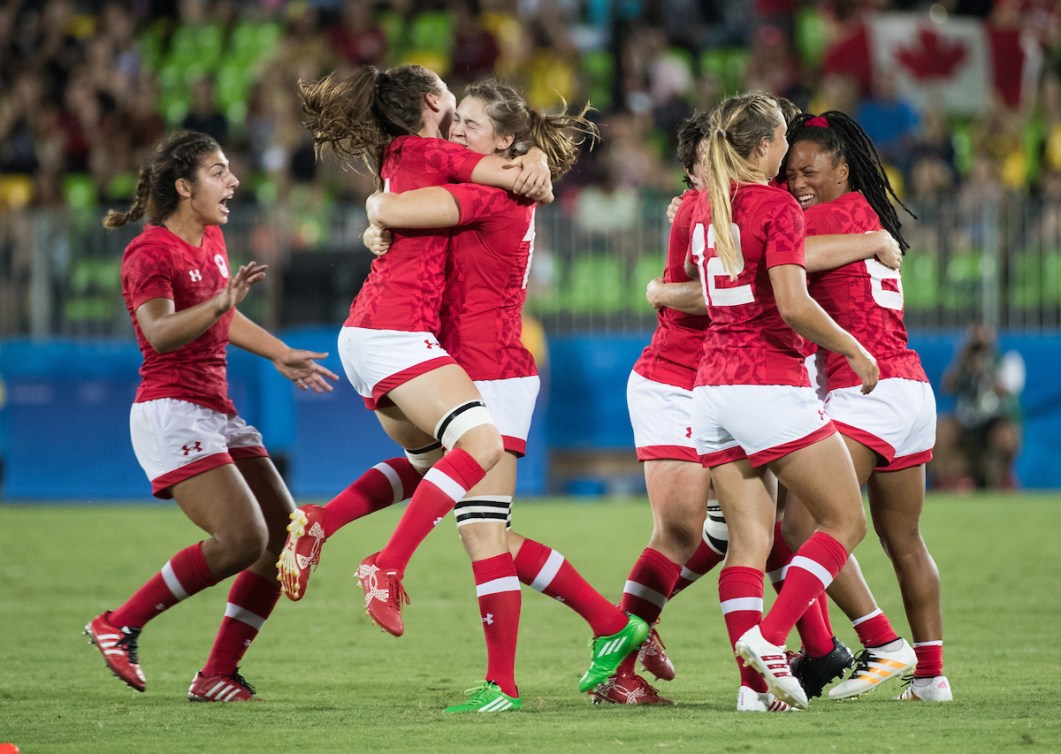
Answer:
[
  {"xmin": 689, "ymin": 183, "xmax": 809, "ymax": 387},
  {"xmin": 345, "ymin": 135, "xmax": 485, "ymax": 333},
  {"xmin": 121, "ymin": 224, "xmax": 236, "ymax": 414},
  {"xmin": 438, "ymin": 183, "xmax": 537, "ymax": 380},
  {"xmin": 633, "ymin": 189, "xmax": 711, "ymax": 390},
  {"xmin": 805, "ymin": 191, "xmax": 927, "ymax": 389}
]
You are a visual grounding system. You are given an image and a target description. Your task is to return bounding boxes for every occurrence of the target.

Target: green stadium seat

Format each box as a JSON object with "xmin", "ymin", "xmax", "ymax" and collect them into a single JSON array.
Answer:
[
  {"xmin": 408, "ymin": 11, "xmax": 455, "ymax": 56},
  {"xmin": 700, "ymin": 47, "xmax": 748, "ymax": 94},
  {"xmin": 581, "ymin": 49, "xmax": 614, "ymax": 110},
  {"xmin": 228, "ymin": 21, "xmax": 281, "ymax": 68},
  {"xmin": 628, "ymin": 255, "xmax": 666, "ymax": 311},
  {"xmin": 900, "ymin": 250, "xmax": 939, "ymax": 312},
  {"xmin": 565, "ymin": 253, "xmax": 625, "ymax": 314},
  {"xmin": 941, "ymin": 250, "xmax": 983, "ymax": 312},
  {"xmin": 795, "ymin": 8, "xmax": 828, "ymax": 70},
  {"xmin": 65, "ymin": 256, "xmax": 121, "ymax": 328}
]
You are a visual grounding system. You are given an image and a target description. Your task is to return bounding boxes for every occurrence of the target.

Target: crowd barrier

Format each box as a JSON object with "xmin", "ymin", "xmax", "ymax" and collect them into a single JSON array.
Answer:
[{"xmin": 1, "ymin": 328, "xmax": 1057, "ymax": 500}]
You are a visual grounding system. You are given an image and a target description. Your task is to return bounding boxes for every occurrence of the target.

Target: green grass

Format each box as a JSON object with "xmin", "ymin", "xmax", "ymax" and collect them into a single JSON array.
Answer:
[{"xmin": 2, "ymin": 493, "xmax": 1060, "ymax": 753}]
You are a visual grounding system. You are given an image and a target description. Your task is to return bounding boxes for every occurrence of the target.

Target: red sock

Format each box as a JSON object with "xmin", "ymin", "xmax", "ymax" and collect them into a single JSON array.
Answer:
[
  {"xmin": 670, "ymin": 538, "xmax": 725, "ymax": 597},
  {"xmin": 852, "ymin": 609, "xmax": 900, "ymax": 648},
  {"xmin": 110, "ymin": 542, "xmax": 219, "ymax": 628},
  {"xmin": 201, "ymin": 571, "xmax": 281, "ymax": 677},
  {"xmin": 513, "ymin": 538, "xmax": 626, "ymax": 637},
  {"xmin": 815, "ymin": 593, "xmax": 834, "ymax": 635},
  {"xmin": 472, "ymin": 554, "xmax": 521, "ymax": 698},
  {"xmin": 620, "ymin": 548, "xmax": 681, "ymax": 626},
  {"xmin": 766, "ymin": 522, "xmax": 834, "ymax": 656},
  {"xmin": 913, "ymin": 641, "xmax": 944, "ymax": 677},
  {"xmin": 719, "ymin": 566, "xmax": 768, "ymax": 692},
  {"xmin": 321, "ymin": 458, "xmax": 422, "ymax": 537},
  {"xmin": 760, "ymin": 532, "xmax": 848, "ymax": 647},
  {"xmin": 377, "ymin": 448, "xmax": 486, "ymax": 573}
]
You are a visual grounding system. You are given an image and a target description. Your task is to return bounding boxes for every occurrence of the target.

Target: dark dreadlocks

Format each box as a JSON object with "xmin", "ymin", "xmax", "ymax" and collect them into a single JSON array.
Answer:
[{"xmin": 782, "ymin": 110, "xmax": 916, "ymax": 253}]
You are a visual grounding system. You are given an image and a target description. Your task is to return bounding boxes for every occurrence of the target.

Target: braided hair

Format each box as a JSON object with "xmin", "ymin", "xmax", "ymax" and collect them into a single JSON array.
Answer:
[
  {"xmin": 783, "ymin": 110, "xmax": 916, "ymax": 252},
  {"xmin": 102, "ymin": 130, "xmax": 220, "ymax": 229}
]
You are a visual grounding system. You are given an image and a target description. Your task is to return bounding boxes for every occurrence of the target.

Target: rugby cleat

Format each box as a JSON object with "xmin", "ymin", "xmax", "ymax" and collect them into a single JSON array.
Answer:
[
  {"xmin": 893, "ymin": 675, "xmax": 953, "ymax": 702},
  {"xmin": 84, "ymin": 612, "xmax": 146, "ymax": 692},
  {"xmin": 591, "ymin": 673, "xmax": 674, "ymax": 705},
  {"xmin": 828, "ymin": 638, "xmax": 917, "ymax": 700},
  {"xmin": 735, "ymin": 625, "xmax": 808, "ymax": 709},
  {"xmin": 188, "ymin": 669, "xmax": 258, "ymax": 702},
  {"xmin": 277, "ymin": 504, "xmax": 328, "ymax": 601},
  {"xmin": 356, "ymin": 552, "xmax": 409, "ymax": 637},
  {"xmin": 444, "ymin": 681, "xmax": 521, "ymax": 713},
  {"xmin": 578, "ymin": 614, "xmax": 650, "ymax": 693}
]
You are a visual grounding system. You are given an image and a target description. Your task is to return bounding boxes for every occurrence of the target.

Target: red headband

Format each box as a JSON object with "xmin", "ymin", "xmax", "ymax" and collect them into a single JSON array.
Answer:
[{"xmin": 806, "ymin": 115, "xmax": 830, "ymax": 128}]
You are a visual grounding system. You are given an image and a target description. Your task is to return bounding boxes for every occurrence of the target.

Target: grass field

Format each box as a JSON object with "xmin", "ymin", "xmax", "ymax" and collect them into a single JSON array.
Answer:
[{"xmin": 3, "ymin": 492, "xmax": 1061, "ymax": 753}]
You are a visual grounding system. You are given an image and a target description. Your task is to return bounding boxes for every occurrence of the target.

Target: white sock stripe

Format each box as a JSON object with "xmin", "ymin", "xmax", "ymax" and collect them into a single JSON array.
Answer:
[
  {"xmin": 851, "ymin": 608, "xmax": 883, "ymax": 627},
  {"xmin": 224, "ymin": 602, "xmax": 266, "ymax": 631},
  {"xmin": 475, "ymin": 575, "xmax": 521, "ymax": 597},
  {"xmin": 913, "ymin": 640, "xmax": 943, "ymax": 648},
  {"xmin": 622, "ymin": 580, "xmax": 668, "ymax": 609},
  {"xmin": 423, "ymin": 466, "xmax": 468, "ymax": 502},
  {"xmin": 720, "ymin": 596, "xmax": 763, "ymax": 615},
  {"xmin": 766, "ymin": 565, "xmax": 788, "ymax": 585},
  {"xmin": 679, "ymin": 566, "xmax": 703, "ymax": 582},
  {"xmin": 161, "ymin": 561, "xmax": 189, "ymax": 601},
  {"xmin": 529, "ymin": 550, "xmax": 564, "ymax": 592},
  {"xmin": 373, "ymin": 461, "xmax": 404, "ymax": 503},
  {"xmin": 788, "ymin": 555, "xmax": 834, "ymax": 588}
]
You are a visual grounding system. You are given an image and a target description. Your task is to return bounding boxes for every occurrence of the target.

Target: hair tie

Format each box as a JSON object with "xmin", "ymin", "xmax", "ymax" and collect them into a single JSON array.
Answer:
[
  {"xmin": 806, "ymin": 115, "xmax": 829, "ymax": 128},
  {"xmin": 376, "ymin": 71, "xmax": 389, "ymax": 89},
  {"xmin": 717, "ymin": 128, "xmax": 728, "ymax": 140}
]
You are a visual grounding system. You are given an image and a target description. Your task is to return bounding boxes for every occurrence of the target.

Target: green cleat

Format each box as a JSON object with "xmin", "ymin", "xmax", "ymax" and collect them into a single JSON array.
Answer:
[
  {"xmin": 444, "ymin": 681, "xmax": 522, "ymax": 713},
  {"xmin": 578, "ymin": 614, "xmax": 650, "ymax": 693}
]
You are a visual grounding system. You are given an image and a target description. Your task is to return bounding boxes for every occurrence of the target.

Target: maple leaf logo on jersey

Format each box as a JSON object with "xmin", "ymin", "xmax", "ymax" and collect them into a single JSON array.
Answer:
[{"xmin": 896, "ymin": 26, "xmax": 968, "ymax": 80}]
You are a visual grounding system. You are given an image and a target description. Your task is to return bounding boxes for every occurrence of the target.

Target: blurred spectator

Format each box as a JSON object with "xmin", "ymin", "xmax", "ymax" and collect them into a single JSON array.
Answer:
[
  {"xmin": 905, "ymin": 107, "xmax": 959, "ymax": 189},
  {"xmin": 449, "ymin": 0, "xmax": 501, "ymax": 91},
  {"xmin": 181, "ymin": 76, "xmax": 229, "ymax": 145},
  {"xmin": 855, "ymin": 69, "xmax": 921, "ymax": 171},
  {"xmin": 934, "ymin": 323, "xmax": 1024, "ymax": 490},
  {"xmin": 327, "ymin": 0, "xmax": 388, "ymax": 68}
]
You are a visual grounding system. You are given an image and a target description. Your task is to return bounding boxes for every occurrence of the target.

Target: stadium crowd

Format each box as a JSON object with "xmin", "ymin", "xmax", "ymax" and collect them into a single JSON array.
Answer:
[{"xmin": 0, "ymin": 0, "xmax": 1059, "ymax": 218}]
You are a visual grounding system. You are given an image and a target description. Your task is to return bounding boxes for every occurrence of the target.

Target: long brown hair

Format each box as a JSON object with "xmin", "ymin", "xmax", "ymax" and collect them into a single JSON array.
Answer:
[
  {"xmin": 463, "ymin": 78, "xmax": 598, "ymax": 180},
  {"xmin": 299, "ymin": 65, "xmax": 441, "ymax": 187},
  {"xmin": 700, "ymin": 92, "xmax": 785, "ymax": 277},
  {"xmin": 101, "ymin": 130, "xmax": 220, "ymax": 229}
]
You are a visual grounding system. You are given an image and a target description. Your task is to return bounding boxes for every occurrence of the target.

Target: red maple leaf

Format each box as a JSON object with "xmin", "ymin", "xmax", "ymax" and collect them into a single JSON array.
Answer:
[{"xmin": 895, "ymin": 26, "xmax": 968, "ymax": 80}]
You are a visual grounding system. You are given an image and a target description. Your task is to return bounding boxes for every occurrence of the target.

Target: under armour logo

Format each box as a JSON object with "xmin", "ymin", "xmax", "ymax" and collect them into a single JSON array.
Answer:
[
  {"xmin": 685, "ymin": 426, "xmax": 692, "ymax": 439},
  {"xmin": 189, "ymin": 269, "xmax": 202, "ymax": 282},
  {"xmin": 182, "ymin": 441, "xmax": 203, "ymax": 455},
  {"xmin": 818, "ymin": 408, "xmax": 828, "ymax": 421},
  {"xmin": 424, "ymin": 339, "xmax": 441, "ymax": 349},
  {"xmin": 482, "ymin": 613, "xmax": 494, "ymax": 625}
]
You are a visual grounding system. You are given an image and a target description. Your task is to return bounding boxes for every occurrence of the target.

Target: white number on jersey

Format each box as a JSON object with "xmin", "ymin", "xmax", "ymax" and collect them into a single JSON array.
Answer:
[
  {"xmin": 866, "ymin": 258, "xmax": 904, "ymax": 310},
  {"xmin": 692, "ymin": 222, "xmax": 753, "ymax": 307},
  {"xmin": 521, "ymin": 206, "xmax": 536, "ymax": 290}
]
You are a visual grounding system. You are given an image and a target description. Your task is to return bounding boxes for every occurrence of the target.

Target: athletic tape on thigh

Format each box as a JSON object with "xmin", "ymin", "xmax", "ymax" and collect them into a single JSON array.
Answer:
[
  {"xmin": 454, "ymin": 496, "xmax": 512, "ymax": 527},
  {"xmin": 405, "ymin": 440, "xmax": 444, "ymax": 473},
  {"xmin": 434, "ymin": 400, "xmax": 492, "ymax": 449},
  {"xmin": 703, "ymin": 499, "xmax": 729, "ymax": 556}
]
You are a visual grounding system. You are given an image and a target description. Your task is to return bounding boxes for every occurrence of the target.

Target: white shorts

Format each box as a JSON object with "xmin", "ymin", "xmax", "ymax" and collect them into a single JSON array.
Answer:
[
  {"xmin": 338, "ymin": 326, "xmax": 456, "ymax": 410},
  {"xmin": 130, "ymin": 398, "xmax": 267, "ymax": 499},
  {"xmin": 474, "ymin": 376, "xmax": 540, "ymax": 457},
  {"xmin": 825, "ymin": 378, "xmax": 936, "ymax": 471},
  {"xmin": 805, "ymin": 349, "xmax": 827, "ymax": 400},
  {"xmin": 627, "ymin": 371, "xmax": 698, "ymax": 462},
  {"xmin": 691, "ymin": 384, "xmax": 835, "ymax": 468}
]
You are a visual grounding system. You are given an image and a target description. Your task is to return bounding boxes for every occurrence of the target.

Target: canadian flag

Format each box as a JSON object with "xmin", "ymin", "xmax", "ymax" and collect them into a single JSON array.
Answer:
[{"xmin": 853, "ymin": 13, "xmax": 1038, "ymax": 115}]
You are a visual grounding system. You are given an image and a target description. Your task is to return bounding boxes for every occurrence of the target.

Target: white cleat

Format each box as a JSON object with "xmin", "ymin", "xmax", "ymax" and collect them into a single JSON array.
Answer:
[
  {"xmin": 829, "ymin": 638, "xmax": 917, "ymax": 700},
  {"xmin": 736, "ymin": 685, "xmax": 799, "ymax": 712},
  {"xmin": 893, "ymin": 675, "xmax": 953, "ymax": 702},
  {"xmin": 735, "ymin": 625, "xmax": 809, "ymax": 710}
]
